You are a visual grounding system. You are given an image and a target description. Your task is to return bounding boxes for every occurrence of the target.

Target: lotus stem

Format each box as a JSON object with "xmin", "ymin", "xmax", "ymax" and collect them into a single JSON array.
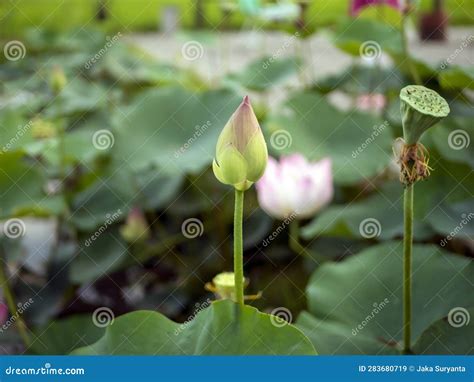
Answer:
[
  {"xmin": 403, "ymin": 183, "xmax": 414, "ymax": 354},
  {"xmin": 234, "ymin": 189, "xmax": 245, "ymax": 306},
  {"xmin": 289, "ymin": 219, "xmax": 310, "ymax": 257}
]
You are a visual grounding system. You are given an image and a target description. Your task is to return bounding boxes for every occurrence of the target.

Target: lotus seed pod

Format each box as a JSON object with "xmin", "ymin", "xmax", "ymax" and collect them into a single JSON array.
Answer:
[
  {"xmin": 213, "ymin": 96, "xmax": 268, "ymax": 191},
  {"xmin": 399, "ymin": 85, "xmax": 450, "ymax": 144}
]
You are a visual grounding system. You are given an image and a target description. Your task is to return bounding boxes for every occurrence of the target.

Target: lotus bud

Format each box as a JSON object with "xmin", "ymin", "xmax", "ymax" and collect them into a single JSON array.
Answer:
[
  {"xmin": 50, "ymin": 66, "xmax": 67, "ymax": 95},
  {"xmin": 31, "ymin": 118, "xmax": 56, "ymax": 139},
  {"xmin": 212, "ymin": 96, "xmax": 268, "ymax": 191},
  {"xmin": 120, "ymin": 208, "xmax": 150, "ymax": 243},
  {"xmin": 400, "ymin": 85, "xmax": 450, "ymax": 145}
]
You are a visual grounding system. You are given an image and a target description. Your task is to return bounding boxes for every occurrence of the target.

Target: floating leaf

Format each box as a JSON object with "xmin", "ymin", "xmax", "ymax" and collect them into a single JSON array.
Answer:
[
  {"xmin": 296, "ymin": 242, "xmax": 474, "ymax": 354},
  {"xmin": 0, "ymin": 151, "xmax": 47, "ymax": 218},
  {"xmin": 73, "ymin": 300, "xmax": 316, "ymax": 355},
  {"xmin": 438, "ymin": 66, "xmax": 474, "ymax": 90},
  {"xmin": 333, "ymin": 18, "xmax": 402, "ymax": 56},
  {"xmin": 31, "ymin": 315, "xmax": 105, "ymax": 355},
  {"xmin": 112, "ymin": 87, "xmax": 241, "ymax": 174},
  {"xmin": 227, "ymin": 56, "xmax": 300, "ymax": 91},
  {"xmin": 302, "ymin": 182, "xmax": 434, "ymax": 241},
  {"xmin": 413, "ymin": 308, "xmax": 473, "ymax": 355},
  {"xmin": 266, "ymin": 91, "xmax": 394, "ymax": 185},
  {"xmin": 315, "ymin": 64, "xmax": 404, "ymax": 94}
]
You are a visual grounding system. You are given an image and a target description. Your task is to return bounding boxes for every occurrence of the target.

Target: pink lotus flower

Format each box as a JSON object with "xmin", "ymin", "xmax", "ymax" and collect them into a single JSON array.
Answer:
[
  {"xmin": 256, "ymin": 154, "xmax": 333, "ymax": 220},
  {"xmin": 356, "ymin": 93, "xmax": 386, "ymax": 113},
  {"xmin": 350, "ymin": 0, "xmax": 402, "ymax": 16}
]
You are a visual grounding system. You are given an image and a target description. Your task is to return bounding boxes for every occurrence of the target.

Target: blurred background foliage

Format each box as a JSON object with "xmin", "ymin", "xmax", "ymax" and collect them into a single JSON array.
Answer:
[
  {"xmin": 0, "ymin": 0, "xmax": 473, "ymax": 355},
  {"xmin": 1, "ymin": 0, "xmax": 473, "ymax": 37}
]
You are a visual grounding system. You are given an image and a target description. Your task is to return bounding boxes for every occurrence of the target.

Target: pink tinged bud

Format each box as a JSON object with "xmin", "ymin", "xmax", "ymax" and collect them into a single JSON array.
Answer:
[
  {"xmin": 213, "ymin": 96, "xmax": 268, "ymax": 191},
  {"xmin": 256, "ymin": 154, "xmax": 334, "ymax": 220},
  {"xmin": 120, "ymin": 207, "xmax": 150, "ymax": 243}
]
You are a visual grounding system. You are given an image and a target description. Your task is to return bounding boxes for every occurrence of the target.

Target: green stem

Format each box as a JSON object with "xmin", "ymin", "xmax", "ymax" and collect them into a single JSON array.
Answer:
[
  {"xmin": 289, "ymin": 219, "xmax": 310, "ymax": 257},
  {"xmin": 0, "ymin": 258, "xmax": 31, "ymax": 348},
  {"xmin": 403, "ymin": 184, "xmax": 414, "ymax": 354},
  {"xmin": 400, "ymin": 6, "xmax": 421, "ymax": 85},
  {"xmin": 233, "ymin": 189, "xmax": 244, "ymax": 306}
]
